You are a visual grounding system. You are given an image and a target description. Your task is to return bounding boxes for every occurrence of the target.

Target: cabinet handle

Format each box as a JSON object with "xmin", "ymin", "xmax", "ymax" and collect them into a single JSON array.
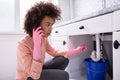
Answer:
[
  {"xmin": 79, "ymin": 26, "xmax": 84, "ymax": 29},
  {"xmin": 114, "ymin": 40, "xmax": 120, "ymax": 49},
  {"xmin": 55, "ymin": 31, "xmax": 59, "ymax": 33},
  {"xmin": 63, "ymin": 41, "xmax": 67, "ymax": 45}
]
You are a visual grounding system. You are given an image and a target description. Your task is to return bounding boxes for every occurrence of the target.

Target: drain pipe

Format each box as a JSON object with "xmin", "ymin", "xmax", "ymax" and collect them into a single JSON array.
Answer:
[
  {"xmin": 96, "ymin": 34, "xmax": 101, "ymax": 57},
  {"xmin": 91, "ymin": 34, "xmax": 101, "ymax": 62}
]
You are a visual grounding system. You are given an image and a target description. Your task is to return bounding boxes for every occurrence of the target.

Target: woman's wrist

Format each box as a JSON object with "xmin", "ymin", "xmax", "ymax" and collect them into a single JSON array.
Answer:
[{"xmin": 33, "ymin": 59, "xmax": 42, "ymax": 63}]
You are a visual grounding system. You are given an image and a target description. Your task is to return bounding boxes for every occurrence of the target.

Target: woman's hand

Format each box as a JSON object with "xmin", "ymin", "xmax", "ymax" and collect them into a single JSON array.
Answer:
[
  {"xmin": 33, "ymin": 27, "xmax": 44, "ymax": 61},
  {"xmin": 75, "ymin": 44, "xmax": 87, "ymax": 53},
  {"xmin": 67, "ymin": 44, "xmax": 87, "ymax": 57}
]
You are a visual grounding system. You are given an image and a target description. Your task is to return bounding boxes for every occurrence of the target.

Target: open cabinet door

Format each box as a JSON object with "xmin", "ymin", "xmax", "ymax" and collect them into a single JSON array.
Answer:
[{"xmin": 113, "ymin": 32, "xmax": 120, "ymax": 80}]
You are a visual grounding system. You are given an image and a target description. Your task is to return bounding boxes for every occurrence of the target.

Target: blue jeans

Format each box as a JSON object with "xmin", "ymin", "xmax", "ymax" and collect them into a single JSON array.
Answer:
[{"xmin": 27, "ymin": 56, "xmax": 69, "ymax": 80}]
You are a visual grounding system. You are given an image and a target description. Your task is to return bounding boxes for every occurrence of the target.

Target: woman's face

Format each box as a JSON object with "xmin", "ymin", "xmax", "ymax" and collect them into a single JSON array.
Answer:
[{"xmin": 40, "ymin": 16, "xmax": 55, "ymax": 37}]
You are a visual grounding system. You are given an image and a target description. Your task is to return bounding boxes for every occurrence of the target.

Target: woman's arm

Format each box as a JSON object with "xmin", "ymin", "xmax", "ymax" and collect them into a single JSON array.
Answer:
[
  {"xmin": 17, "ymin": 42, "xmax": 43, "ymax": 79},
  {"xmin": 46, "ymin": 39, "xmax": 68, "ymax": 58},
  {"xmin": 46, "ymin": 39, "xmax": 87, "ymax": 58}
]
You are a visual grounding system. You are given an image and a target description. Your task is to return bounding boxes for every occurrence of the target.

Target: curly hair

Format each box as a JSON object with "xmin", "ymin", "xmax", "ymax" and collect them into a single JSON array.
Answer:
[{"xmin": 24, "ymin": 1, "xmax": 61, "ymax": 37}]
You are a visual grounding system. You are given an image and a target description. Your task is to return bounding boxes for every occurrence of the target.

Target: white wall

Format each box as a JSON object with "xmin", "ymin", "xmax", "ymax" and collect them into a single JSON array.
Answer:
[
  {"xmin": 0, "ymin": 0, "xmax": 15, "ymax": 32},
  {"xmin": 0, "ymin": 34, "xmax": 24, "ymax": 80}
]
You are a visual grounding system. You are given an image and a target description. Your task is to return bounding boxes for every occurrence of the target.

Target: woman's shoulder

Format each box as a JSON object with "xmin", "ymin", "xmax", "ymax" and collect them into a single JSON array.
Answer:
[
  {"xmin": 18, "ymin": 34, "xmax": 33, "ymax": 46},
  {"xmin": 17, "ymin": 35, "xmax": 33, "ymax": 54}
]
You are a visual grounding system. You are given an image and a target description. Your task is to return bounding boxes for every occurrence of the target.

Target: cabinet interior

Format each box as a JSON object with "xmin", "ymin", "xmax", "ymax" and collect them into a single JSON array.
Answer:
[{"xmin": 66, "ymin": 33, "xmax": 113, "ymax": 80}]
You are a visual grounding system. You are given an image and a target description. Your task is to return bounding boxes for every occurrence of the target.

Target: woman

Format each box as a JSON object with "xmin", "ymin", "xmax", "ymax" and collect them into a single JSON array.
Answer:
[{"xmin": 16, "ymin": 1, "xmax": 87, "ymax": 80}]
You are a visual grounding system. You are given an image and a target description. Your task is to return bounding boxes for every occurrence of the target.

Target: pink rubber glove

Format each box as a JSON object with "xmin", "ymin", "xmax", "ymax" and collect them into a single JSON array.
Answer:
[
  {"xmin": 67, "ymin": 44, "xmax": 87, "ymax": 57},
  {"xmin": 33, "ymin": 27, "xmax": 43, "ymax": 60}
]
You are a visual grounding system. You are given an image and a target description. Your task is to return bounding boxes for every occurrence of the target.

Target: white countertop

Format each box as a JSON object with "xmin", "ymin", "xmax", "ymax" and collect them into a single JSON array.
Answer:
[{"xmin": 54, "ymin": 4, "xmax": 120, "ymax": 27}]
